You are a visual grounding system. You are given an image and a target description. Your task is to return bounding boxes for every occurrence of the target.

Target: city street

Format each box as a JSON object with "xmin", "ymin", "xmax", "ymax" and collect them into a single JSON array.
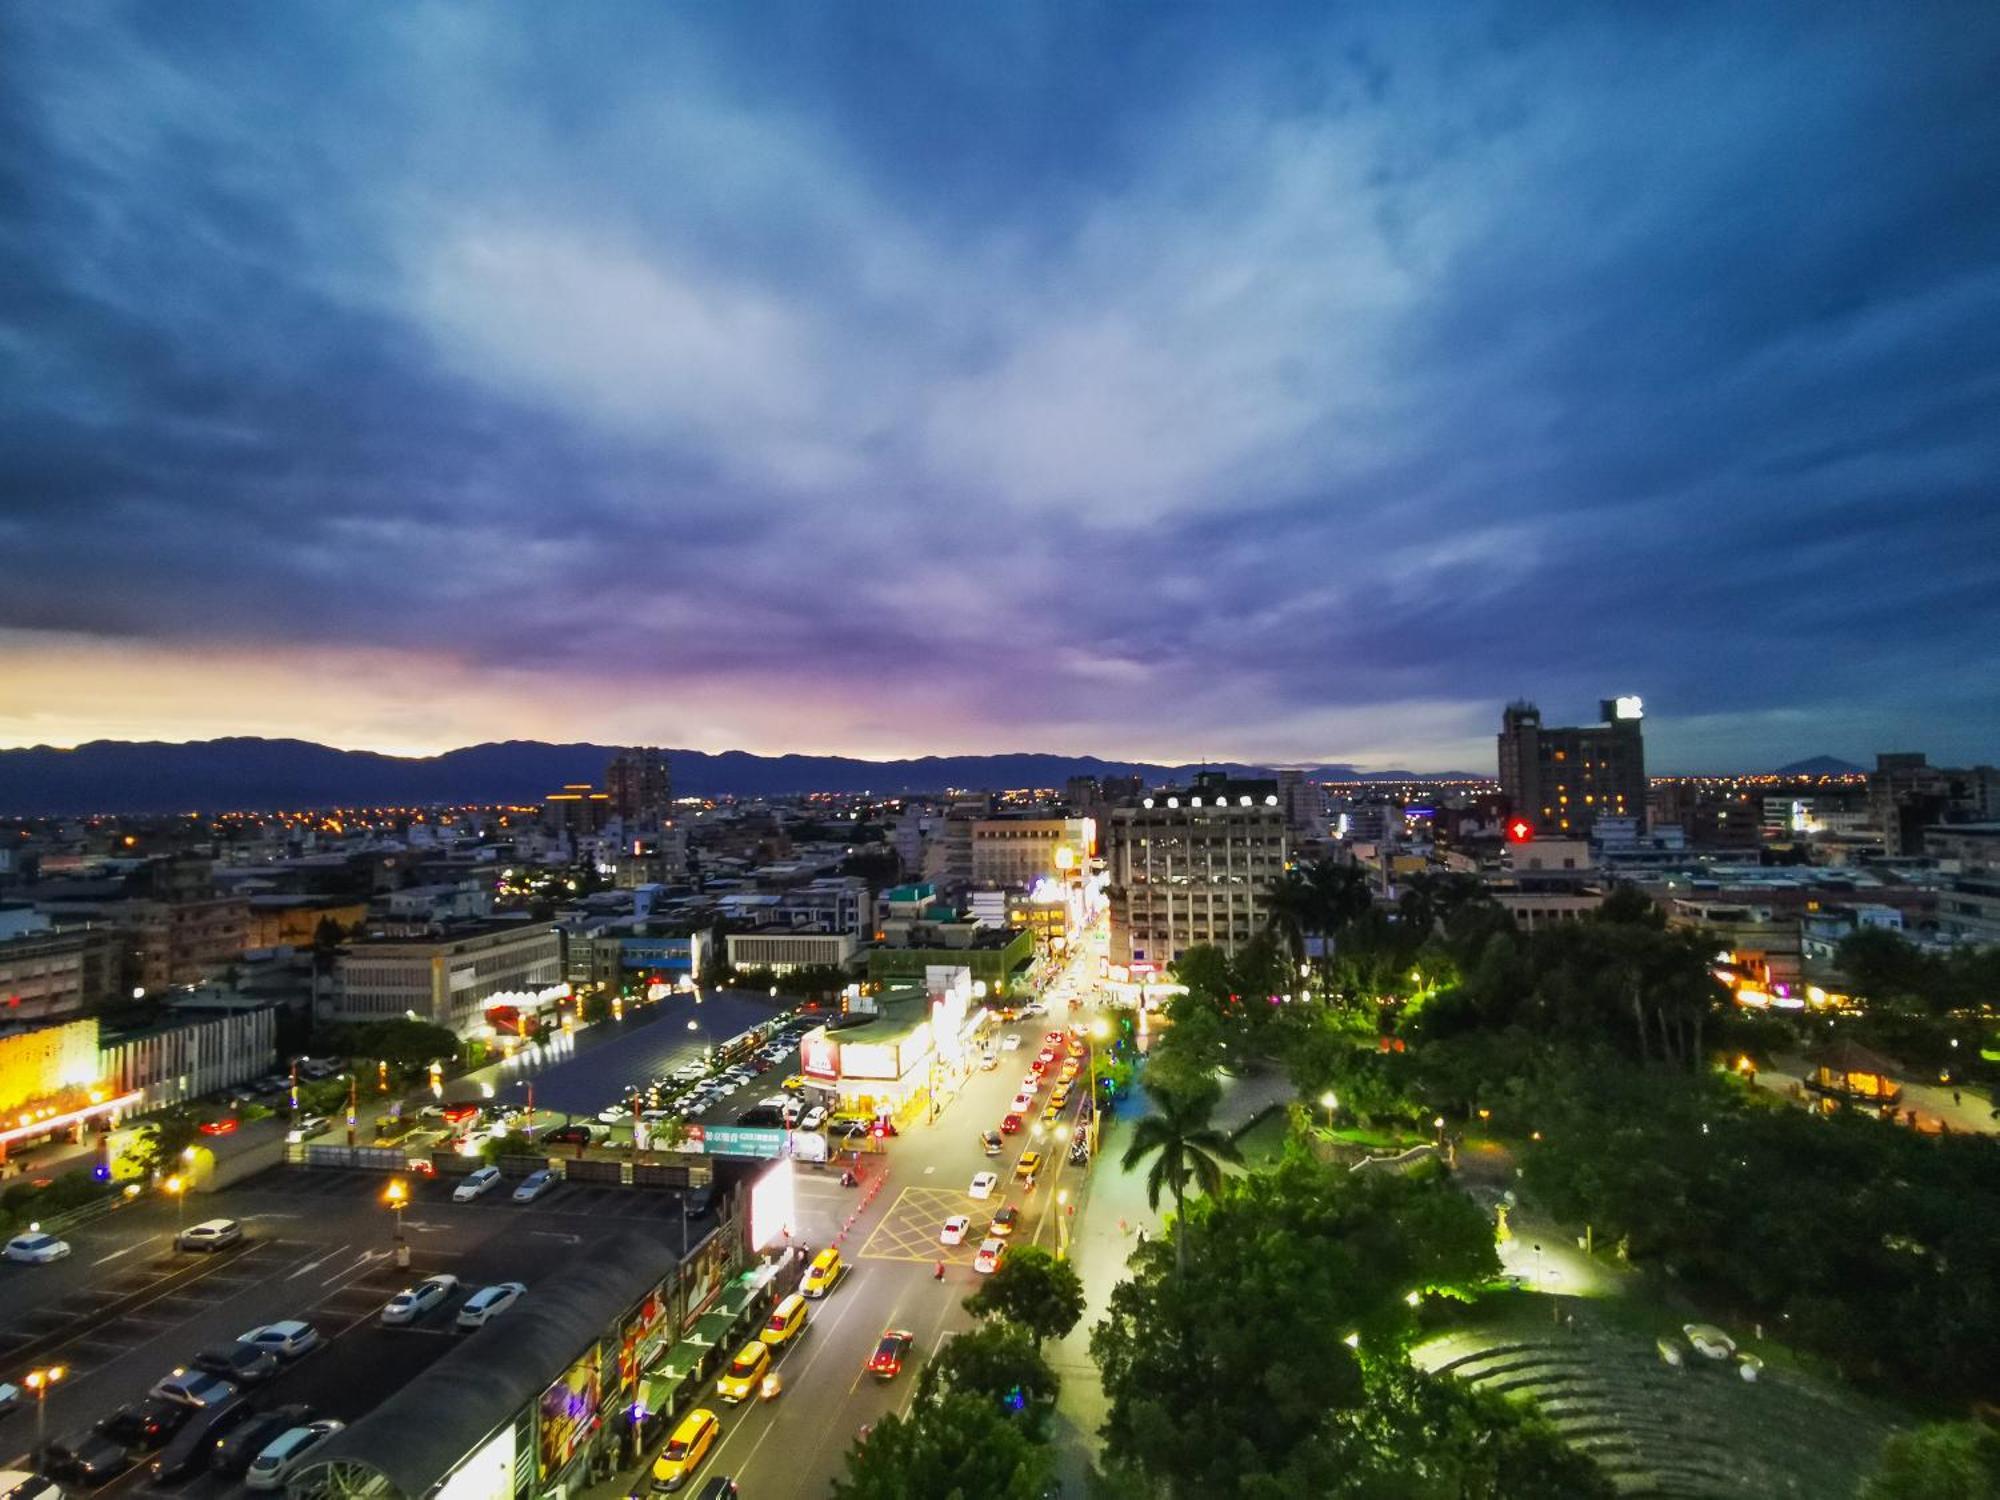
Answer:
[{"xmin": 635, "ymin": 962, "xmax": 1103, "ymax": 1498}]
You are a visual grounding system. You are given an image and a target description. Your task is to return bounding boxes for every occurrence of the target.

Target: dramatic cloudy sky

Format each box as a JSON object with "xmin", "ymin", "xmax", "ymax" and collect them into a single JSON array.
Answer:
[{"xmin": 3, "ymin": 3, "xmax": 1997, "ymax": 772}]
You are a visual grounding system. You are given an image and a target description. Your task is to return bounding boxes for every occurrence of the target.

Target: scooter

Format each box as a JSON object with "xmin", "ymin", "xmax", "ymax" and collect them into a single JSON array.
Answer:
[
  {"xmin": 759, "ymin": 1371, "xmax": 784, "ymax": 1402},
  {"xmin": 839, "ymin": 1169, "xmax": 858, "ymax": 1187}
]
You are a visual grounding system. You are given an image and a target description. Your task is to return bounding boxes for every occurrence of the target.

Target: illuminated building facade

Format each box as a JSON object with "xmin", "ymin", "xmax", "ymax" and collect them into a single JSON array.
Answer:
[
  {"xmin": 1104, "ymin": 772, "xmax": 1288, "ymax": 971},
  {"xmin": 1498, "ymin": 697, "xmax": 1647, "ymax": 838}
]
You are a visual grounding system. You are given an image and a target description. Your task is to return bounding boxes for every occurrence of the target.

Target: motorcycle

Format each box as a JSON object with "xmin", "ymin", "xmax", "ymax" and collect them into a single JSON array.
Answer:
[{"xmin": 839, "ymin": 1169, "xmax": 858, "ymax": 1188}]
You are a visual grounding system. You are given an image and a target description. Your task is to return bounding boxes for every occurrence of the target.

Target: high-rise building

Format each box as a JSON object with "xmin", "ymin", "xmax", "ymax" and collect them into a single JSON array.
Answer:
[
  {"xmin": 541, "ymin": 783, "xmax": 610, "ymax": 838},
  {"xmin": 1867, "ymin": 753, "xmax": 2000, "ymax": 856},
  {"xmin": 1105, "ymin": 771, "xmax": 1288, "ymax": 971},
  {"xmin": 605, "ymin": 747, "xmax": 673, "ymax": 830},
  {"xmin": 1498, "ymin": 697, "xmax": 1647, "ymax": 838}
]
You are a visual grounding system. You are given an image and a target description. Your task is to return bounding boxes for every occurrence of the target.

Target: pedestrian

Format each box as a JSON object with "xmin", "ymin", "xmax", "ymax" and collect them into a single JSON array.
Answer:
[
  {"xmin": 1954, "ymin": 1090, "xmax": 1962, "ymax": 1106},
  {"xmin": 1136, "ymin": 1226, "xmax": 1147, "ymax": 1245},
  {"xmin": 934, "ymin": 1260, "xmax": 945, "ymax": 1281}
]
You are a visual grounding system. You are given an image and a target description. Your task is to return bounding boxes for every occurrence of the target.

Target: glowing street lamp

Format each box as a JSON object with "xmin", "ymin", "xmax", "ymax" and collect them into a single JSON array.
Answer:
[
  {"xmin": 164, "ymin": 1173, "xmax": 186, "ymax": 1235},
  {"xmin": 1319, "ymin": 1091, "xmax": 1338, "ymax": 1130},
  {"xmin": 385, "ymin": 1177, "xmax": 410, "ymax": 1267},
  {"xmin": 26, "ymin": 1364, "xmax": 65, "ymax": 1451}
]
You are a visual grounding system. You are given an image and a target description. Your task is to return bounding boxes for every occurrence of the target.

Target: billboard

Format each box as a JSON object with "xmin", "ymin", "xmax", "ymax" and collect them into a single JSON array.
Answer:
[
  {"xmin": 801, "ymin": 1032, "xmax": 839, "ymax": 1079},
  {"xmin": 748, "ymin": 1159, "xmax": 797, "ymax": 1252},
  {"xmin": 536, "ymin": 1345, "xmax": 602, "ymax": 1482}
]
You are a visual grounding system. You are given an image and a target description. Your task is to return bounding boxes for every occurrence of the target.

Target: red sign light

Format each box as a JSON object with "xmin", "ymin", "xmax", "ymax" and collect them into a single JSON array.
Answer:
[{"xmin": 1505, "ymin": 817, "xmax": 1535, "ymax": 844}]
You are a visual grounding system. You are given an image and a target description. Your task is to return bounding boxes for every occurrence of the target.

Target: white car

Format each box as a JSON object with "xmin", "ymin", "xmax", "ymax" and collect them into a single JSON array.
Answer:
[
  {"xmin": 969, "ymin": 1172, "xmax": 999, "ymax": 1200},
  {"xmin": 597, "ymin": 1105, "xmax": 631, "ymax": 1124},
  {"xmin": 457, "ymin": 1281, "xmax": 526, "ymax": 1329},
  {"xmin": 3, "ymin": 1232, "xmax": 71, "ymax": 1264},
  {"xmin": 800, "ymin": 1106, "xmax": 827, "ymax": 1131},
  {"xmin": 979, "ymin": 1052, "xmax": 998, "ymax": 1070},
  {"xmin": 940, "ymin": 1215, "xmax": 972, "ymax": 1246},
  {"xmin": 239, "ymin": 1320, "xmax": 320, "ymax": 1359},
  {"xmin": 0, "ymin": 1380, "xmax": 20, "ymax": 1415},
  {"xmin": 244, "ymin": 1420, "xmax": 344, "ymax": 1490},
  {"xmin": 1001, "ymin": 1034, "xmax": 1023, "ymax": 1051},
  {"xmin": 1011, "ymin": 1092, "xmax": 1036, "ymax": 1113},
  {"xmin": 513, "ymin": 1170, "xmax": 556, "ymax": 1203},
  {"xmin": 974, "ymin": 1238, "xmax": 1007, "ymax": 1274},
  {"xmin": 453, "ymin": 1166, "xmax": 502, "ymax": 1202},
  {"xmin": 382, "ymin": 1274, "xmax": 458, "ymax": 1325},
  {"xmin": 151, "ymin": 1370, "xmax": 239, "ymax": 1408}
]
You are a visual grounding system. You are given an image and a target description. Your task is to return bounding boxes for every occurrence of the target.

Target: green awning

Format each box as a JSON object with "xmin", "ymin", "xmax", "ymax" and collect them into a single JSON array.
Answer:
[
  {"xmin": 718, "ymin": 1283, "xmax": 756, "ymax": 1316},
  {"xmin": 637, "ymin": 1372, "xmax": 679, "ymax": 1420},
  {"xmin": 693, "ymin": 1310, "xmax": 736, "ymax": 1345},
  {"xmin": 653, "ymin": 1340, "xmax": 709, "ymax": 1380}
]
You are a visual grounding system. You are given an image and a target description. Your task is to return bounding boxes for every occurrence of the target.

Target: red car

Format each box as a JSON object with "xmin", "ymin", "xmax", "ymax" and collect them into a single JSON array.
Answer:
[
  {"xmin": 868, "ymin": 1329, "xmax": 915, "ymax": 1380},
  {"xmin": 197, "ymin": 1118, "xmax": 238, "ymax": 1136},
  {"xmin": 1000, "ymin": 1113, "xmax": 1023, "ymax": 1134}
]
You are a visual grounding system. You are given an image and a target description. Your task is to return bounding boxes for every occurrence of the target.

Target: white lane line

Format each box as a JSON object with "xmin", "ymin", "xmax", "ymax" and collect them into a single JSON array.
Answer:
[
  {"xmin": 286, "ymin": 1243, "xmax": 350, "ymax": 1280},
  {"xmin": 92, "ymin": 1241, "xmax": 150, "ymax": 1266}
]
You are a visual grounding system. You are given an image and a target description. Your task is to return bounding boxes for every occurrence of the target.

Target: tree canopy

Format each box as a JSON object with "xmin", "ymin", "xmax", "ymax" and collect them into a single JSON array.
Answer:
[
  {"xmin": 962, "ymin": 1244, "xmax": 1085, "ymax": 1348},
  {"xmin": 831, "ymin": 1392, "xmax": 1056, "ymax": 1500}
]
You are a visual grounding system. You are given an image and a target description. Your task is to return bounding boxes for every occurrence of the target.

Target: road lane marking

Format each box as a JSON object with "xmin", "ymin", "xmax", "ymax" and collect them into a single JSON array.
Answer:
[
  {"xmin": 91, "ymin": 1241, "xmax": 149, "ymax": 1266},
  {"xmin": 287, "ymin": 1243, "xmax": 350, "ymax": 1279}
]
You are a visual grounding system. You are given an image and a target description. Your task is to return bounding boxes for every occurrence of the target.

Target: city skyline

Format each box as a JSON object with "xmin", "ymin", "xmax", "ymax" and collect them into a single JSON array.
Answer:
[{"xmin": 4, "ymin": 5, "xmax": 1999, "ymax": 771}]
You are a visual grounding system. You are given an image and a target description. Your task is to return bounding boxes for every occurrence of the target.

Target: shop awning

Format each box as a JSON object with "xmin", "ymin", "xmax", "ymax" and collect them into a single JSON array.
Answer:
[{"xmin": 692, "ymin": 1309, "xmax": 737, "ymax": 1346}]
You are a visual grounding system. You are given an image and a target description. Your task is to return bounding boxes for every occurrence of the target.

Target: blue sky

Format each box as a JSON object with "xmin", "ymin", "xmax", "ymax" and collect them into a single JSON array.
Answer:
[{"xmin": 2, "ymin": 2, "xmax": 1996, "ymax": 771}]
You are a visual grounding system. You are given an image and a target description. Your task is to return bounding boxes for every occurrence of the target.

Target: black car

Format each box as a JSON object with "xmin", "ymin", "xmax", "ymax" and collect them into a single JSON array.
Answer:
[
  {"xmin": 544, "ymin": 1124, "xmax": 595, "ymax": 1146},
  {"xmin": 735, "ymin": 1106, "xmax": 784, "ymax": 1128},
  {"xmin": 151, "ymin": 1395, "xmax": 252, "ymax": 1482},
  {"xmin": 694, "ymin": 1477, "xmax": 740, "ymax": 1500},
  {"xmin": 212, "ymin": 1404, "xmax": 312, "ymax": 1478},
  {"xmin": 44, "ymin": 1431, "xmax": 135, "ymax": 1488},
  {"xmin": 96, "ymin": 1398, "xmax": 190, "ymax": 1452},
  {"xmin": 195, "ymin": 1342, "xmax": 280, "ymax": 1385}
]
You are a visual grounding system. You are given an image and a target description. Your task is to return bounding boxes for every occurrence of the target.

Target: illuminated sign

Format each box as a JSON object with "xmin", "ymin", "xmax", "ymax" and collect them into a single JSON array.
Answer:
[
  {"xmin": 748, "ymin": 1159, "xmax": 797, "ymax": 1251},
  {"xmin": 800, "ymin": 1033, "xmax": 838, "ymax": 1079},
  {"xmin": 1613, "ymin": 696, "xmax": 1644, "ymax": 720},
  {"xmin": 537, "ymin": 1346, "xmax": 602, "ymax": 1482},
  {"xmin": 1505, "ymin": 818, "xmax": 1536, "ymax": 844}
]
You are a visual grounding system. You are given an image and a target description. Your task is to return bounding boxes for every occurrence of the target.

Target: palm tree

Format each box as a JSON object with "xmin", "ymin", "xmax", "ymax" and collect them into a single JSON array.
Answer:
[{"xmin": 1121, "ymin": 1089, "xmax": 1243, "ymax": 1276}]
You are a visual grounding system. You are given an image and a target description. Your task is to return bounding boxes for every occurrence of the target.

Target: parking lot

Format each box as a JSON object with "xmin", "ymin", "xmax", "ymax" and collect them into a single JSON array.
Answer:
[{"xmin": 0, "ymin": 1164, "xmax": 722, "ymax": 1498}]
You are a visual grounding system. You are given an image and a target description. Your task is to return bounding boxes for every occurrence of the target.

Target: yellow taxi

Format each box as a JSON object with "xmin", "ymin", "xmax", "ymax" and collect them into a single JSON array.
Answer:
[
  {"xmin": 1050, "ymin": 1083, "xmax": 1072, "ymax": 1109},
  {"xmin": 801, "ymin": 1246, "xmax": 844, "ymax": 1299},
  {"xmin": 1059, "ymin": 1059, "xmax": 1081, "ymax": 1083},
  {"xmin": 1041, "ymin": 1100, "xmax": 1063, "ymax": 1126},
  {"xmin": 1014, "ymin": 1150, "xmax": 1042, "ymax": 1182},
  {"xmin": 652, "ymin": 1408, "xmax": 718, "ymax": 1490},
  {"xmin": 782, "ymin": 1073, "xmax": 805, "ymax": 1091},
  {"xmin": 760, "ymin": 1292, "xmax": 809, "ymax": 1349},
  {"xmin": 714, "ymin": 1339, "xmax": 771, "ymax": 1403}
]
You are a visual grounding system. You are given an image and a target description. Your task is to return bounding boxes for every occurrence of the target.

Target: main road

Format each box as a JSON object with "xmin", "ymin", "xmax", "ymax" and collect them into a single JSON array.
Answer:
[{"xmin": 673, "ymin": 952, "xmax": 1104, "ymax": 1498}]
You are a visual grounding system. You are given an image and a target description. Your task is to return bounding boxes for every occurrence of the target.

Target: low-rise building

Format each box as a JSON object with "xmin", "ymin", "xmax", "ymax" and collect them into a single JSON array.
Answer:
[
  {"xmin": 332, "ymin": 921, "xmax": 565, "ymax": 1036},
  {"xmin": 99, "ymin": 1005, "xmax": 278, "ymax": 1111},
  {"xmin": 725, "ymin": 929, "xmax": 858, "ymax": 975},
  {"xmin": 0, "ymin": 921, "xmax": 122, "ymax": 1023}
]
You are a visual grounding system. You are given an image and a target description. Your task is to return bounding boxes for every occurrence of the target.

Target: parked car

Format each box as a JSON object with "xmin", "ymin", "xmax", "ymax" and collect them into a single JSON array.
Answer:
[
  {"xmin": 213, "ymin": 1406, "xmax": 314, "ymax": 1479},
  {"xmin": 652, "ymin": 1408, "xmax": 719, "ymax": 1492},
  {"xmin": 456, "ymin": 1282, "xmax": 527, "ymax": 1329},
  {"xmin": 800, "ymin": 1247, "xmax": 843, "ymax": 1299},
  {"xmin": 383, "ymin": 1273, "xmax": 459, "ymax": 1325},
  {"xmin": 453, "ymin": 1166, "xmax": 502, "ymax": 1202},
  {"xmin": 239, "ymin": 1321, "xmax": 320, "ymax": 1360},
  {"xmin": 43, "ymin": 1429, "xmax": 134, "ymax": 1487},
  {"xmin": 512, "ymin": 1170, "xmax": 557, "ymax": 1203},
  {"xmin": 544, "ymin": 1123, "xmax": 596, "ymax": 1147},
  {"xmin": 799, "ymin": 1106, "xmax": 828, "ymax": 1131},
  {"xmin": 149, "ymin": 1395, "xmax": 252, "ymax": 1482},
  {"xmin": 176, "ymin": 1218, "xmax": 242, "ymax": 1252},
  {"xmin": 981, "ymin": 1130, "xmax": 1004, "ymax": 1155},
  {"xmin": 194, "ymin": 1342, "xmax": 280, "ymax": 1385},
  {"xmin": 969, "ymin": 1172, "xmax": 999, "ymax": 1200},
  {"xmin": 940, "ymin": 1215, "xmax": 972, "ymax": 1246},
  {"xmin": 2, "ymin": 1232, "xmax": 71, "ymax": 1263},
  {"xmin": 284, "ymin": 1114, "xmax": 331, "ymax": 1143},
  {"xmin": 95, "ymin": 1398, "xmax": 189, "ymax": 1452},
  {"xmin": 149, "ymin": 1371, "xmax": 238, "ymax": 1409},
  {"xmin": 713, "ymin": 1341, "xmax": 770, "ymax": 1404},
  {"xmin": 1001, "ymin": 1033, "xmax": 1023, "ymax": 1050},
  {"xmin": 759, "ymin": 1293, "xmax": 809, "ymax": 1350},
  {"xmin": 974, "ymin": 1238, "xmax": 1007, "ymax": 1274},
  {"xmin": 244, "ymin": 1419, "xmax": 343, "ymax": 1490}
]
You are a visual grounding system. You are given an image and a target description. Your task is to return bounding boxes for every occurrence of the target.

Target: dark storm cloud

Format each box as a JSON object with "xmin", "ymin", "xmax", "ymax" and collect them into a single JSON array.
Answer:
[{"xmin": 2, "ymin": 2, "xmax": 1997, "ymax": 765}]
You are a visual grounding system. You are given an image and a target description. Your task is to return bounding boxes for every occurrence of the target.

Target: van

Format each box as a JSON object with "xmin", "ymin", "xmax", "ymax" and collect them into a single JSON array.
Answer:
[
  {"xmin": 177, "ymin": 1218, "xmax": 243, "ymax": 1253},
  {"xmin": 800, "ymin": 1247, "xmax": 842, "ymax": 1299},
  {"xmin": 759, "ymin": 1293, "xmax": 809, "ymax": 1350},
  {"xmin": 652, "ymin": 1408, "xmax": 719, "ymax": 1491}
]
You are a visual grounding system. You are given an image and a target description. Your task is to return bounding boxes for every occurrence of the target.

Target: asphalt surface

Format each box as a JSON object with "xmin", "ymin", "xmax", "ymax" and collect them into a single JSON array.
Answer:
[{"xmin": 644, "ymin": 960, "xmax": 1103, "ymax": 1500}]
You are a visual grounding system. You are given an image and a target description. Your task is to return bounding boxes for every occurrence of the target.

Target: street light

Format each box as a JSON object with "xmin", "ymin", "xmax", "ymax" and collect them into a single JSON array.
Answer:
[
  {"xmin": 1319, "ymin": 1091, "xmax": 1337, "ymax": 1131},
  {"xmin": 26, "ymin": 1364, "xmax": 65, "ymax": 1453},
  {"xmin": 164, "ymin": 1174, "xmax": 186, "ymax": 1236},
  {"xmin": 385, "ymin": 1177, "xmax": 410, "ymax": 1268}
]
